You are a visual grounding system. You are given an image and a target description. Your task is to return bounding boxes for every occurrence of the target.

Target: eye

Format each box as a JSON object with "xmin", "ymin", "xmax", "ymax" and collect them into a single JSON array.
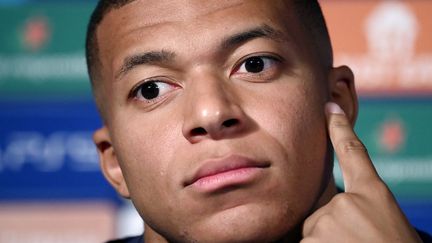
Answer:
[
  {"xmin": 133, "ymin": 80, "xmax": 177, "ymax": 102},
  {"xmin": 235, "ymin": 56, "xmax": 279, "ymax": 74}
]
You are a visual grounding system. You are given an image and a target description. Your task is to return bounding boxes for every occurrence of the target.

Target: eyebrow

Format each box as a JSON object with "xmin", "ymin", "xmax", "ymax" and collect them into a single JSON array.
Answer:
[
  {"xmin": 221, "ymin": 24, "xmax": 285, "ymax": 49},
  {"xmin": 115, "ymin": 24, "xmax": 284, "ymax": 80},
  {"xmin": 115, "ymin": 50, "xmax": 175, "ymax": 80}
]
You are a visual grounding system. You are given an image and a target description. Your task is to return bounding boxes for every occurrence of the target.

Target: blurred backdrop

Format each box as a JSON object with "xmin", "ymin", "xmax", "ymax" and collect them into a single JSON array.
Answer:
[{"xmin": 0, "ymin": 0, "xmax": 431, "ymax": 242}]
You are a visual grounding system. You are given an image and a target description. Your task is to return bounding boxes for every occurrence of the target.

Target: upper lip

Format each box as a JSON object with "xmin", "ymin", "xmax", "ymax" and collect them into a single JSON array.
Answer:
[{"xmin": 184, "ymin": 154, "xmax": 269, "ymax": 187}]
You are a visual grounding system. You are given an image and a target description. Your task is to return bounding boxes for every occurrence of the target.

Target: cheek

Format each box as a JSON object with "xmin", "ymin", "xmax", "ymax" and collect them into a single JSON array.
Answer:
[
  {"xmin": 277, "ymin": 85, "xmax": 327, "ymax": 164},
  {"xmin": 283, "ymin": 91, "xmax": 326, "ymax": 149},
  {"xmin": 113, "ymin": 122, "xmax": 189, "ymax": 233},
  {"xmin": 248, "ymin": 81, "xmax": 326, "ymax": 150},
  {"xmin": 246, "ymin": 81, "xmax": 328, "ymax": 190},
  {"xmin": 110, "ymin": 116, "xmax": 181, "ymax": 201}
]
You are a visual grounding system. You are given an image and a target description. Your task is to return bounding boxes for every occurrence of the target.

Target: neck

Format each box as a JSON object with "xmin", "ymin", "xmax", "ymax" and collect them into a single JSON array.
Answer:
[{"xmin": 144, "ymin": 226, "xmax": 168, "ymax": 243}]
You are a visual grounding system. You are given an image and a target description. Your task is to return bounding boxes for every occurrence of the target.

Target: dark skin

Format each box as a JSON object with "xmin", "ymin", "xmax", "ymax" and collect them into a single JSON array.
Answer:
[{"xmin": 92, "ymin": 0, "xmax": 423, "ymax": 242}]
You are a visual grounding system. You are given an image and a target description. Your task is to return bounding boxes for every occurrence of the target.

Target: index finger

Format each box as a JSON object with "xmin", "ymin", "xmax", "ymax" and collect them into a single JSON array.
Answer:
[{"xmin": 325, "ymin": 102, "xmax": 380, "ymax": 193}]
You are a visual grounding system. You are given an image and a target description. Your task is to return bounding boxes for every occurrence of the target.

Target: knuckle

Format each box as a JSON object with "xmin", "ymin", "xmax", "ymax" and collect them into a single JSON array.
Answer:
[
  {"xmin": 331, "ymin": 193, "xmax": 355, "ymax": 209},
  {"xmin": 303, "ymin": 213, "xmax": 334, "ymax": 237},
  {"xmin": 313, "ymin": 214, "xmax": 334, "ymax": 233},
  {"xmin": 330, "ymin": 117, "xmax": 350, "ymax": 128},
  {"xmin": 303, "ymin": 216, "xmax": 314, "ymax": 230},
  {"xmin": 303, "ymin": 216, "xmax": 317, "ymax": 236},
  {"xmin": 300, "ymin": 238, "xmax": 319, "ymax": 243},
  {"xmin": 317, "ymin": 214, "xmax": 333, "ymax": 225},
  {"xmin": 336, "ymin": 139, "xmax": 366, "ymax": 154}
]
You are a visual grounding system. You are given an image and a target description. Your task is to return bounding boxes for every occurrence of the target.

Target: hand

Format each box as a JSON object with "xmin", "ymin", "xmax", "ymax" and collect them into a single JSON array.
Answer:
[{"xmin": 301, "ymin": 102, "xmax": 423, "ymax": 243}]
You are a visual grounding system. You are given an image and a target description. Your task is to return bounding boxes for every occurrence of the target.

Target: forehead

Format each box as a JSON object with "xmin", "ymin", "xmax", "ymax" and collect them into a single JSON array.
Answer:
[
  {"xmin": 100, "ymin": 1, "xmax": 294, "ymax": 51},
  {"xmin": 95, "ymin": 0, "xmax": 301, "ymax": 82},
  {"xmin": 101, "ymin": 0, "xmax": 287, "ymax": 29},
  {"xmin": 98, "ymin": 0, "xmax": 295, "ymax": 42},
  {"xmin": 107, "ymin": 0, "xmax": 247, "ymax": 26}
]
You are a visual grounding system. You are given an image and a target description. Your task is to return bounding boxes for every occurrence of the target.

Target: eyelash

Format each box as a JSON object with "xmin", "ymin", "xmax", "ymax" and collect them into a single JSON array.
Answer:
[
  {"xmin": 231, "ymin": 54, "xmax": 282, "ymax": 76},
  {"xmin": 129, "ymin": 78, "xmax": 178, "ymax": 103}
]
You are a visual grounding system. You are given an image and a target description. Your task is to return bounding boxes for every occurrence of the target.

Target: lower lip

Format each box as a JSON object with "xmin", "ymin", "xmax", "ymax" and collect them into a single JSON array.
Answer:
[{"xmin": 191, "ymin": 167, "xmax": 265, "ymax": 192}]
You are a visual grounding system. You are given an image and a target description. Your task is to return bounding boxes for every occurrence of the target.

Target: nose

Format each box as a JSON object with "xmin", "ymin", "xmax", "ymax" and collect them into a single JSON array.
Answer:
[{"xmin": 182, "ymin": 77, "xmax": 249, "ymax": 143}]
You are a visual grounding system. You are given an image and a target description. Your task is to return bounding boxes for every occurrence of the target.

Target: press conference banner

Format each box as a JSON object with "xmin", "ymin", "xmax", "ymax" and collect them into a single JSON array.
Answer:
[
  {"xmin": 322, "ymin": 1, "xmax": 432, "ymax": 96},
  {"xmin": 333, "ymin": 100, "xmax": 432, "ymax": 199},
  {"xmin": 0, "ymin": 3, "xmax": 118, "ymax": 201},
  {"xmin": 0, "ymin": 3, "xmax": 92, "ymax": 99}
]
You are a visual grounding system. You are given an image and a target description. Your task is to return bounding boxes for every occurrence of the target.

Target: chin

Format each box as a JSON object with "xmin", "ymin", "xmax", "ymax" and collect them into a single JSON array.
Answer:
[{"xmin": 176, "ymin": 203, "xmax": 302, "ymax": 243}]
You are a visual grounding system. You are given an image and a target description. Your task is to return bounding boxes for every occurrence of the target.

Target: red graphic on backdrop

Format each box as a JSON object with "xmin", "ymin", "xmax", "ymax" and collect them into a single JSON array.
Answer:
[
  {"xmin": 379, "ymin": 119, "xmax": 405, "ymax": 154},
  {"xmin": 22, "ymin": 16, "xmax": 51, "ymax": 52}
]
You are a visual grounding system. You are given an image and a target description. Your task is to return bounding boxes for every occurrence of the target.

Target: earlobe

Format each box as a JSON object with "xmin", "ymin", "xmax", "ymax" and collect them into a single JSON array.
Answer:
[
  {"xmin": 93, "ymin": 126, "xmax": 130, "ymax": 198},
  {"xmin": 328, "ymin": 65, "xmax": 358, "ymax": 125}
]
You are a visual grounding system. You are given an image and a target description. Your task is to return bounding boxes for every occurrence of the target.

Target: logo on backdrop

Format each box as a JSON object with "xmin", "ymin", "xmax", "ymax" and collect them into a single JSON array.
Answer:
[
  {"xmin": 21, "ymin": 16, "xmax": 51, "ymax": 52},
  {"xmin": 0, "ymin": 12, "xmax": 87, "ymax": 84},
  {"xmin": 336, "ymin": 2, "xmax": 432, "ymax": 94},
  {"xmin": 378, "ymin": 118, "xmax": 406, "ymax": 154},
  {"xmin": 0, "ymin": 131, "xmax": 99, "ymax": 172}
]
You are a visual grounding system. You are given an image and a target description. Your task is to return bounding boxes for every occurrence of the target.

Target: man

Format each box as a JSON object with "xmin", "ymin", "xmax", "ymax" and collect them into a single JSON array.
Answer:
[{"xmin": 85, "ymin": 0, "xmax": 431, "ymax": 242}]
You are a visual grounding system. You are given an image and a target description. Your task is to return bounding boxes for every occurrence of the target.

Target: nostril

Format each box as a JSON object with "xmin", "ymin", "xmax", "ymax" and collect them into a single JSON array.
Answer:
[
  {"xmin": 222, "ymin": 119, "xmax": 239, "ymax": 128},
  {"xmin": 190, "ymin": 127, "xmax": 207, "ymax": 136}
]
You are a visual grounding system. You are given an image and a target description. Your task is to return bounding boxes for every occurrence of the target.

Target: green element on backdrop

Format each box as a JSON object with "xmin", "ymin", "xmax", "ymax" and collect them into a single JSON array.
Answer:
[
  {"xmin": 0, "ymin": 3, "xmax": 96, "ymax": 100},
  {"xmin": 334, "ymin": 101, "xmax": 432, "ymax": 199}
]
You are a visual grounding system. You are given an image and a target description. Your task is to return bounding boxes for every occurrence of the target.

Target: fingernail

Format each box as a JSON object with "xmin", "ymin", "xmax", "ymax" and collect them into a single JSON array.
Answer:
[{"xmin": 326, "ymin": 102, "xmax": 345, "ymax": 114}]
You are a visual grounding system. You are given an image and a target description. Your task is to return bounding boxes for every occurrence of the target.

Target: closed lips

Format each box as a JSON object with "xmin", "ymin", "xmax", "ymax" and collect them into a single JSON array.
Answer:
[{"xmin": 184, "ymin": 154, "xmax": 270, "ymax": 188}]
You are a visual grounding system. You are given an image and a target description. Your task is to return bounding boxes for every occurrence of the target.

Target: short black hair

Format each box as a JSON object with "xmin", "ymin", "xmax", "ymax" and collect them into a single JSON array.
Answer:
[
  {"xmin": 85, "ymin": 0, "xmax": 332, "ymax": 100},
  {"xmin": 292, "ymin": 0, "xmax": 333, "ymax": 68},
  {"xmin": 85, "ymin": 0, "xmax": 137, "ymax": 89}
]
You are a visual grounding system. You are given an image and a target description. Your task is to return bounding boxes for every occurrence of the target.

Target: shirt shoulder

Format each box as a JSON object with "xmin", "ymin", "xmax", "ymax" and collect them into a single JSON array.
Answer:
[
  {"xmin": 105, "ymin": 230, "xmax": 432, "ymax": 242},
  {"xmin": 417, "ymin": 229, "xmax": 432, "ymax": 243}
]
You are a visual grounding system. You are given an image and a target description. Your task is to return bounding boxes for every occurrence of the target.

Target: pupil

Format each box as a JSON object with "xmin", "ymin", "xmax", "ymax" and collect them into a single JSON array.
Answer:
[
  {"xmin": 141, "ymin": 82, "xmax": 159, "ymax": 99},
  {"xmin": 245, "ymin": 57, "xmax": 264, "ymax": 73}
]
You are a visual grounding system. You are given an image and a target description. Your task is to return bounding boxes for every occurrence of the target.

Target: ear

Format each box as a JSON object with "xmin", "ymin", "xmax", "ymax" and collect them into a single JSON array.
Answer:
[
  {"xmin": 93, "ymin": 126, "xmax": 130, "ymax": 198},
  {"xmin": 328, "ymin": 65, "xmax": 358, "ymax": 125}
]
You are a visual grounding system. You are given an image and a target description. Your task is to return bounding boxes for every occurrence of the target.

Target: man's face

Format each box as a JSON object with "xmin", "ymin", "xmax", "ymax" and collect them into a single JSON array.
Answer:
[{"xmin": 96, "ymin": 0, "xmax": 333, "ymax": 241}]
